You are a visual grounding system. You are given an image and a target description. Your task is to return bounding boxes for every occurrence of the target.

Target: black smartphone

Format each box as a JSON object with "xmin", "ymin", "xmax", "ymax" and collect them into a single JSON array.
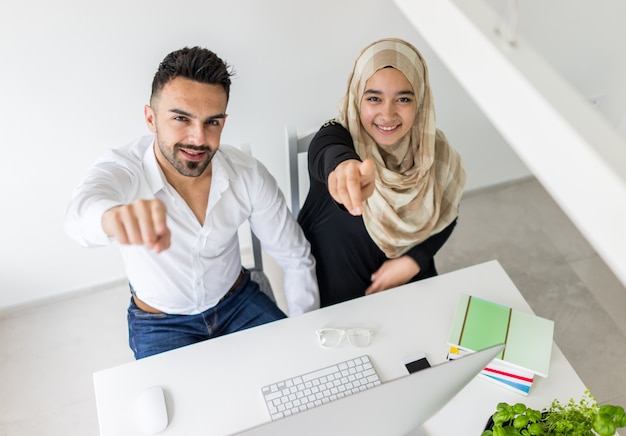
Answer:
[{"xmin": 402, "ymin": 352, "xmax": 431, "ymax": 374}]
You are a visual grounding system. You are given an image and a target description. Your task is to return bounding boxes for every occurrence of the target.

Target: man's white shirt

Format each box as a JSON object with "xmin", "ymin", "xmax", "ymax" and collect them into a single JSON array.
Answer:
[{"xmin": 65, "ymin": 135, "xmax": 319, "ymax": 315}]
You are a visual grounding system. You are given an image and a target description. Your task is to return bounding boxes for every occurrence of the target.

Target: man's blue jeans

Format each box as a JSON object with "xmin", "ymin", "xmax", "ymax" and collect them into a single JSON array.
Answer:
[{"xmin": 127, "ymin": 270, "xmax": 287, "ymax": 359}]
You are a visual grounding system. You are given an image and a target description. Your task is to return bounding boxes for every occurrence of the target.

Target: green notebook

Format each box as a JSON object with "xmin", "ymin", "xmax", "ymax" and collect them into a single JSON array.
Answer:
[{"xmin": 448, "ymin": 294, "xmax": 554, "ymax": 377}]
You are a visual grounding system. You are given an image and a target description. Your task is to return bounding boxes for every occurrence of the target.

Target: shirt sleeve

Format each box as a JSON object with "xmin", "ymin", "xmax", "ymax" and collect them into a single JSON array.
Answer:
[
  {"xmin": 247, "ymin": 159, "xmax": 320, "ymax": 315},
  {"xmin": 64, "ymin": 160, "xmax": 135, "ymax": 247},
  {"xmin": 403, "ymin": 218, "xmax": 458, "ymax": 270},
  {"xmin": 308, "ymin": 121, "xmax": 361, "ymax": 184}
]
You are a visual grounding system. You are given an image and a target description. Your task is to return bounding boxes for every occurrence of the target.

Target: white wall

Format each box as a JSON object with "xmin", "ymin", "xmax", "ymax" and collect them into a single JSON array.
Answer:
[
  {"xmin": 1, "ymin": 0, "xmax": 546, "ymax": 309},
  {"xmin": 484, "ymin": 0, "xmax": 626, "ymax": 120}
]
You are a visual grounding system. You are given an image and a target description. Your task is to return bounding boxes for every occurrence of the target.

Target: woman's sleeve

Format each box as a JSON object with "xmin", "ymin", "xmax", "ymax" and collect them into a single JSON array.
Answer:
[
  {"xmin": 403, "ymin": 218, "xmax": 458, "ymax": 269},
  {"xmin": 308, "ymin": 120, "xmax": 361, "ymax": 184}
]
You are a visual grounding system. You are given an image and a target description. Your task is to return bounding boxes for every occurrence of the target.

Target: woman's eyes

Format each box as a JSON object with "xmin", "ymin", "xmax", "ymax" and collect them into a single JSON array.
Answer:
[{"xmin": 364, "ymin": 96, "xmax": 412, "ymax": 103}]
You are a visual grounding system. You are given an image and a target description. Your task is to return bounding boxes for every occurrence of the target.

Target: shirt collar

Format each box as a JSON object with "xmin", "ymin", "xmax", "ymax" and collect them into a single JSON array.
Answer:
[
  {"xmin": 142, "ymin": 137, "xmax": 168, "ymax": 195},
  {"xmin": 214, "ymin": 147, "xmax": 238, "ymax": 183}
]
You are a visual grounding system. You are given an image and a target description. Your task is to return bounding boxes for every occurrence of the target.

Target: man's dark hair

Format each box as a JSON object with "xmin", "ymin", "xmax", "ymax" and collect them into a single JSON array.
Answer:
[{"xmin": 150, "ymin": 46, "xmax": 234, "ymax": 103}]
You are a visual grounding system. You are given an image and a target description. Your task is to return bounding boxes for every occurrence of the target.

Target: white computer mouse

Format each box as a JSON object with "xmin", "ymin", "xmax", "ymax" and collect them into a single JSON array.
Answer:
[{"xmin": 135, "ymin": 386, "xmax": 169, "ymax": 434}]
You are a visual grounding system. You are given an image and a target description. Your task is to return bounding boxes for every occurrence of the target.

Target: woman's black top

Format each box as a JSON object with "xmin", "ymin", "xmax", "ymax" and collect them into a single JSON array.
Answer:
[{"xmin": 298, "ymin": 121, "xmax": 457, "ymax": 307}]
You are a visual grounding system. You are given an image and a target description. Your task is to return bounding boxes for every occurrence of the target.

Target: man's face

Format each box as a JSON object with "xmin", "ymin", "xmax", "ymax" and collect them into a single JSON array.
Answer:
[{"xmin": 144, "ymin": 77, "xmax": 228, "ymax": 178}]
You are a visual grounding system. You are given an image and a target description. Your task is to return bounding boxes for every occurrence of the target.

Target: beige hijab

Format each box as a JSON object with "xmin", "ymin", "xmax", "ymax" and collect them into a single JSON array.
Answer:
[{"xmin": 337, "ymin": 38, "xmax": 466, "ymax": 258}]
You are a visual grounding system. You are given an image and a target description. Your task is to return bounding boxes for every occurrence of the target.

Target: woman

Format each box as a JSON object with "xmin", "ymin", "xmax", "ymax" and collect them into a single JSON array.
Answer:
[{"xmin": 298, "ymin": 38, "xmax": 466, "ymax": 307}]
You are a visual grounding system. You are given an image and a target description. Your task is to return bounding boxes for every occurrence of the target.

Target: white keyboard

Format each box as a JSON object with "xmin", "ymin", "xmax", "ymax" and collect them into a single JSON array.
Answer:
[{"xmin": 261, "ymin": 355, "xmax": 382, "ymax": 421}]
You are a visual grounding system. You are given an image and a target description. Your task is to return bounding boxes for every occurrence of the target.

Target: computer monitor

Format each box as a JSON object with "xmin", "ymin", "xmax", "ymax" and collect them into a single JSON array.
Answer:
[{"xmin": 235, "ymin": 344, "xmax": 505, "ymax": 436}]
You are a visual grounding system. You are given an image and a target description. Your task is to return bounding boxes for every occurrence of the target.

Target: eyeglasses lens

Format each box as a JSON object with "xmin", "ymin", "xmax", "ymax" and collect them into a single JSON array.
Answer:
[
  {"xmin": 348, "ymin": 329, "xmax": 371, "ymax": 347},
  {"xmin": 318, "ymin": 329, "xmax": 343, "ymax": 348}
]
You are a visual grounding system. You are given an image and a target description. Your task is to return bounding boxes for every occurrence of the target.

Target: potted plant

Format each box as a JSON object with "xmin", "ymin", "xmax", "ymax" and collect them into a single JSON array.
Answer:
[{"xmin": 482, "ymin": 389, "xmax": 626, "ymax": 436}]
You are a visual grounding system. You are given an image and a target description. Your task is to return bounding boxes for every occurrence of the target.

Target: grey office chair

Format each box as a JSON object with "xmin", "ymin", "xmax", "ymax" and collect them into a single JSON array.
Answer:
[
  {"xmin": 248, "ymin": 233, "xmax": 274, "ymax": 302},
  {"xmin": 285, "ymin": 126, "xmax": 318, "ymax": 218},
  {"xmin": 238, "ymin": 143, "xmax": 275, "ymax": 303}
]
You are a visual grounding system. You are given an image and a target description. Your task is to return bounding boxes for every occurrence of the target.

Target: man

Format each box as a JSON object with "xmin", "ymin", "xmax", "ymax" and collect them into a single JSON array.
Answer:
[{"xmin": 65, "ymin": 46, "xmax": 319, "ymax": 359}]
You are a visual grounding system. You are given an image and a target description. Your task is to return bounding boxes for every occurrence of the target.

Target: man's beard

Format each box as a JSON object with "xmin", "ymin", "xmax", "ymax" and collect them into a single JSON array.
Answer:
[{"xmin": 158, "ymin": 140, "xmax": 216, "ymax": 177}]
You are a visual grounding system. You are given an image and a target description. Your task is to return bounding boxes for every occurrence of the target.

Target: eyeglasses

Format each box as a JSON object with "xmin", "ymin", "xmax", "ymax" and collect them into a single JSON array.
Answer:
[{"xmin": 315, "ymin": 328, "xmax": 373, "ymax": 348}]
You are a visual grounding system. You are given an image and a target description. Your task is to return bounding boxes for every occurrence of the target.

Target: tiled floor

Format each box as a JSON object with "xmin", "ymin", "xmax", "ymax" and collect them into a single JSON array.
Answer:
[{"xmin": 1, "ymin": 177, "xmax": 625, "ymax": 436}]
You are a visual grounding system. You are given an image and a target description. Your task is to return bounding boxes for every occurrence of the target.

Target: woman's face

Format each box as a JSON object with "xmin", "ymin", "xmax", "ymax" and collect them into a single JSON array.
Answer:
[{"xmin": 359, "ymin": 67, "xmax": 417, "ymax": 147}]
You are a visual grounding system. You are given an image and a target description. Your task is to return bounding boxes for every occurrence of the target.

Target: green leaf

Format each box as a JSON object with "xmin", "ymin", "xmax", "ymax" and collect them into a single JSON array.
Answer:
[
  {"xmin": 526, "ymin": 409, "xmax": 543, "ymax": 422},
  {"xmin": 600, "ymin": 405, "xmax": 617, "ymax": 416},
  {"xmin": 505, "ymin": 427, "xmax": 521, "ymax": 436},
  {"xmin": 612, "ymin": 406, "xmax": 626, "ymax": 427},
  {"xmin": 493, "ymin": 426, "xmax": 507, "ymax": 436},
  {"xmin": 494, "ymin": 411, "xmax": 512, "ymax": 425},
  {"xmin": 527, "ymin": 422, "xmax": 544, "ymax": 435},
  {"xmin": 497, "ymin": 402, "xmax": 512, "ymax": 412},
  {"xmin": 513, "ymin": 415, "xmax": 530, "ymax": 429},
  {"xmin": 593, "ymin": 414, "xmax": 616, "ymax": 436},
  {"xmin": 513, "ymin": 403, "xmax": 527, "ymax": 414}
]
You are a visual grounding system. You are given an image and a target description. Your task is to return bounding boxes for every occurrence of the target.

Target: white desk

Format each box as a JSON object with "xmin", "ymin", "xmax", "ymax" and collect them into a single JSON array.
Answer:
[{"xmin": 93, "ymin": 260, "xmax": 587, "ymax": 435}]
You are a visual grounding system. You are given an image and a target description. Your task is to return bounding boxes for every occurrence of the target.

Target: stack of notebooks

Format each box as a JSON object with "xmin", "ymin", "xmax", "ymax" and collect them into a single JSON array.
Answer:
[{"xmin": 447, "ymin": 293, "xmax": 555, "ymax": 396}]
